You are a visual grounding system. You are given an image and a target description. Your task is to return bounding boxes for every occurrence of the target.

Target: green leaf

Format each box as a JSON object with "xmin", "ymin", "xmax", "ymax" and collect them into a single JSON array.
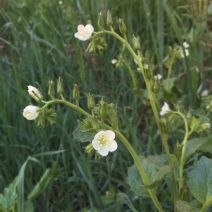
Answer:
[
  {"xmin": 199, "ymin": 141, "xmax": 212, "ymax": 154},
  {"xmin": 175, "ymin": 200, "xmax": 199, "ymax": 212},
  {"xmin": 163, "ymin": 77, "xmax": 176, "ymax": 93},
  {"xmin": 187, "ymin": 156, "xmax": 212, "ymax": 203},
  {"xmin": 185, "ymin": 136, "xmax": 212, "ymax": 160},
  {"xmin": 127, "ymin": 155, "xmax": 170, "ymax": 198},
  {"xmin": 127, "ymin": 164, "xmax": 149, "ymax": 198},
  {"xmin": 0, "ymin": 179, "xmax": 17, "ymax": 211},
  {"xmin": 73, "ymin": 124, "xmax": 95, "ymax": 143},
  {"xmin": 28, "ymin": 167, "xmax": 56, "ymax": 201}
]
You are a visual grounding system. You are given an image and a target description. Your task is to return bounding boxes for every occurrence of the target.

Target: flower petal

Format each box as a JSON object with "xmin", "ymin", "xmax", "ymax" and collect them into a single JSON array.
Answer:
[
  {"xmin": 77, "ymin": 24, "xmax": 85, "ymax": 32},
  {"xmin": 74, "ymin": 32, "xmax": 87, "ymax": 41},
  {"xmin": 104, "ymin": 130, "xmax": 115, "ymax": 141},
  {"xmin": 92, "ymin": 139, "xmax": 100, "ymax": 151},
  {"xmin": 23, "ymin": 105, "xmax": 39, "ymax": 120},
  {"xmin": 94, "ymin": 130, "xmax": 104, "ymax": 140},
  {"xmin": 108, "ymin": 140, "xmax": 118, "ymax": 152},
  {"xmin": 85, "ymin": 24, "xmax": 94, "ymax": 34},
  {"xmin": 98, "ymin": 148, "xmax": 109, "ymax": 157}
]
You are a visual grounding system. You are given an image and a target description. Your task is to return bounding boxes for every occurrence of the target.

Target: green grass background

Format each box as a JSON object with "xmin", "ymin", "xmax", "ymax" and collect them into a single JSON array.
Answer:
[{"xmin": 0, "ymin": 0, "xmax": 211, "ymax": 211}]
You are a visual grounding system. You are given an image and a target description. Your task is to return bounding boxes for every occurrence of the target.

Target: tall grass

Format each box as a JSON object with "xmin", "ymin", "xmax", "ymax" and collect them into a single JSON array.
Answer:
[{"xmin": 0, "ymin": 0, "xmax": 211, "ymax": 210}]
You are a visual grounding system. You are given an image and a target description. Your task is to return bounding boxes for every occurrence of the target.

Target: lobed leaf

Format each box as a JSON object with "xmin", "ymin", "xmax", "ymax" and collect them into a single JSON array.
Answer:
[
  {"xmin": 187, "ymin": 156, "xmax": 212, "ymax": 204},
  {"xmin": 127, "ymin": 155, "xmax": 170, "ymax": 198}
]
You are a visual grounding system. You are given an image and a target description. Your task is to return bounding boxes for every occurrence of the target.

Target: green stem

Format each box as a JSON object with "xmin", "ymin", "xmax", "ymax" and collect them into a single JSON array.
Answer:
[
  {"xmin": 94, "ymin": 30, "xmax": 176, "ymax": 203},
  {"xmin": 171, "ymin": 111, "xmax": 189, "ymax": 192},
  {"xmin": 94, "ymin": 30, "xmax": 170, "ymax": 156},
  {"xmin": 123, "ymin": 60, "xmax": 138, "ymax": 92},
  {"xmin": 115, "ymin": 130, "xmax": 164, "ymax": 212},
  {"xmin": 42, "ymin": 99, "xmax": 164, "ymax": 212},
  {"xmin": 200, "ymin": 198, "xmax": 212, "ymax": 212}
]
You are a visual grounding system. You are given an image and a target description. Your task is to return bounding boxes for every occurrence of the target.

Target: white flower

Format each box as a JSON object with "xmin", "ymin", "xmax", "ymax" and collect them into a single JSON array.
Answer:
[
  {"xmin": 59, "ymin": 0, "xmax": 63, "ymax": 4},
  {"xmin": 111, "ymin": 59, "xmax": 117, "ymax": 64},
  {"xmin": 154, "ymin": 74, "xmax": 162, "ymax": 80},
  {"xmin": 74, "ymin": 24, "xmax": 94, "ymax": 41},
  {"xmin": 92, "ymin": 130, "xmax": 118, "ymax": 156},
  {"xmin": 201, "ymin": 123, "xmax": 211, "ymax": 130},
  {"xmin": 143, "ymin": 64, "xmax": 148, "ymax": 69},
  {"xmin": 160, "ymin": 102, "xmax": 170, "ymax": 116},
  {"xmin": 23, "ymin": 105, "xmax": 40, "ymax": 120},
  {"xmin": 180, "ymin": 42, "xmax": 189, "ymax": 58},
  {"xmin": 27, "ymin": 85, "xmax": 42, "ymax": 101},
  {"xmin": 184, "ymin": 49, "xmax": 189, "ymax": 57},
  {"xmin": 183, "ymin": 42, "xmax": 189, "ymax": 49},
  {"xmin": 201, "ymin": 89, "xmax": 209, "ymax": 97}
]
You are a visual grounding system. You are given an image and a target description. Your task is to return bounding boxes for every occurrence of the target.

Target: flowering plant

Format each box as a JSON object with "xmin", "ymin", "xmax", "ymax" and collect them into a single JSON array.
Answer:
[{"xmin": 19, "ymin": 13, "xmax": 212, "ymax": 211}]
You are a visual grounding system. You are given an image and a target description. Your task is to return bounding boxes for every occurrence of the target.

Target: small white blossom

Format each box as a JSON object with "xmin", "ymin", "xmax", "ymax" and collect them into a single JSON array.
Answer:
[
  {"xmin": 160, "ymin": 102, "xmax": 170, "ymax": 116},
  {"xmin": 27, "ymin": 85, "xmax": 42, "ymax": 101},
  {"xmin": 59, "ymin": 0, "xmax": 63, "ymax": 4},
  {"xmin": 111, "ymin": 59, "xmax": 117, "ymax": 64},
  {"xmin": 144, "ymin": 64, "xmax": 148, "ymax": 69},
  {"xmin": 154, "ymin": 74, "xmax": 162, "ymax": 80},
  {"xmin": 74, "ymin": 24, "xmax": 94, "ymax": 41},
  {"xmin": 183, "ymin": 42, "xmax": 189, "ymax": 49},
  {"xmin": 92, "ymin": 130, "xmax": 118, "ymax": 156},
  {"xmin": 201, "ymin": 123, "xmax": 211, "ymax": 130},
  {"xmin": 180, "ymin": 41, "xmax": 189, "ymax": 58},
  {"xmin": 23, "ymin": 105, "xmax": 40, "ymax": 120},
  {"xmin": 201, "ymin": 89, "xmax": 209, "ymax": 97}
]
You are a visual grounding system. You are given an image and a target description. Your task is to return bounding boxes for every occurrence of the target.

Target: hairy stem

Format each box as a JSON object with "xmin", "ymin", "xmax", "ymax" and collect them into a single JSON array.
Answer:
[
  {"xmin": 42, "ymin": 98, "xmax": 164, "ymax": 212},
  {"xmin": 172, "ymin": 111, "xmax": 189, "ymax": 192},
  {"xmin": 94, "ymin": 30, "xmax": 170, "ymax": 156}
]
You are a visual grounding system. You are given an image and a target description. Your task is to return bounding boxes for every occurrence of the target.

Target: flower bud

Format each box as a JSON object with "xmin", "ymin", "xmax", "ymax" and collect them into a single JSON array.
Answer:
[
  {"xmin": 87, "ymin": 93, "xmax": 95, "ymax": 110},
  {"xmin": 200, "ymin": 123, "xmax": 211, "ymax": 131},
  {"xmin": 118, "ymin": 18, "xmax": 126, "ymax": 34},
  {"xmin": 106, "ymin": 10, "xmax": 113, "ymax": 27},
  {"xmin": 85, "ymin": 143, "xmax": 94, "ymax": 155},
  {"xmin": 57, "ymin": 77, "xmax": 64, "ymax": 95},
  {"xmin": 132, "ymin": 35, "xmax": 141, "ymax": 50},
  {"xmin": 73, "ymin": 84, "xmax": 80, "ymax": 102},
  {"xmin": 97, "ymin": 12, "xmax": 104, "ymax": 28},
  {"xmin": 48, "ymin": 80, "xmax": 55, "ymax": 98},
  {"xmin": 27, "ymin": 85, "xmax": 42, "ymax": 102},
  {"xmin": 99, "ymin": 100, "xmax": 107, "ymax": 118}
]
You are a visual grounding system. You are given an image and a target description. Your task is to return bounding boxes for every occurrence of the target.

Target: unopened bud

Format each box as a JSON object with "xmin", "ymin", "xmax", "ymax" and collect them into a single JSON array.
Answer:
[
  {"xmin": 132, "ymin": 35, "xmax": 141, "ymax": 50},
  {"xmin": 99, "ymin": 100, "xmax": 107, "ymax": 118},
  {"xmin": 85, "ymin": 143, "xmax": 94, "ymax": 155},
  {"xmin": 119, "ymin": 18, "xmax": 126, "ymax": 34},
  {"xmin": 73, "ymin": 84, "xmax": 80, "ymax": 102},
  {"xmin": 201, "ymin": 123, "xmax": 211, "ymax": 131},
  {"xmin": 48, "ymin": 80, "xmax": 55, "ymax": 98},
  {"xmin": 57, "ymin": 77, "xmax": 64, "ymax": 95},
  {"xmin": 106, "ymin": 10, "xmax": 113, "ymax": 27},
  {"xmin": 27, "ymin": 85, "xmax": 43, "ymax": 102},
  {"xmin": 98, "ymin": 12, "xmax": 104, "ymax": 28},
  {"xmin": 87, "ymin": 93, "xmax": 95, "ymax": 110}
]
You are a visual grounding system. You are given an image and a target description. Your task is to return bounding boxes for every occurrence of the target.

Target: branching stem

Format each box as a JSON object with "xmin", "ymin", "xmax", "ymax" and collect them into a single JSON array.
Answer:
[{"xmin": 41, "ymin": 98, "xmax": 164, "ymax": 212}]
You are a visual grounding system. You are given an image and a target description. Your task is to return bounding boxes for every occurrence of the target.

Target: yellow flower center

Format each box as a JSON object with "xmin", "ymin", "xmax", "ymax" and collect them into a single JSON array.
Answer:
[{"xmin": 98, "ymin": 136, "xmax": 107, "ymax": 147}]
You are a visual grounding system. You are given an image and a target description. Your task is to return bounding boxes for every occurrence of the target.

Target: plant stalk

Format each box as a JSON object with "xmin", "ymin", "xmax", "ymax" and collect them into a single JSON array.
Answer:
[{"xmin": 42, "ymin": 99, "xmax": 164, "ymax": 212}]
